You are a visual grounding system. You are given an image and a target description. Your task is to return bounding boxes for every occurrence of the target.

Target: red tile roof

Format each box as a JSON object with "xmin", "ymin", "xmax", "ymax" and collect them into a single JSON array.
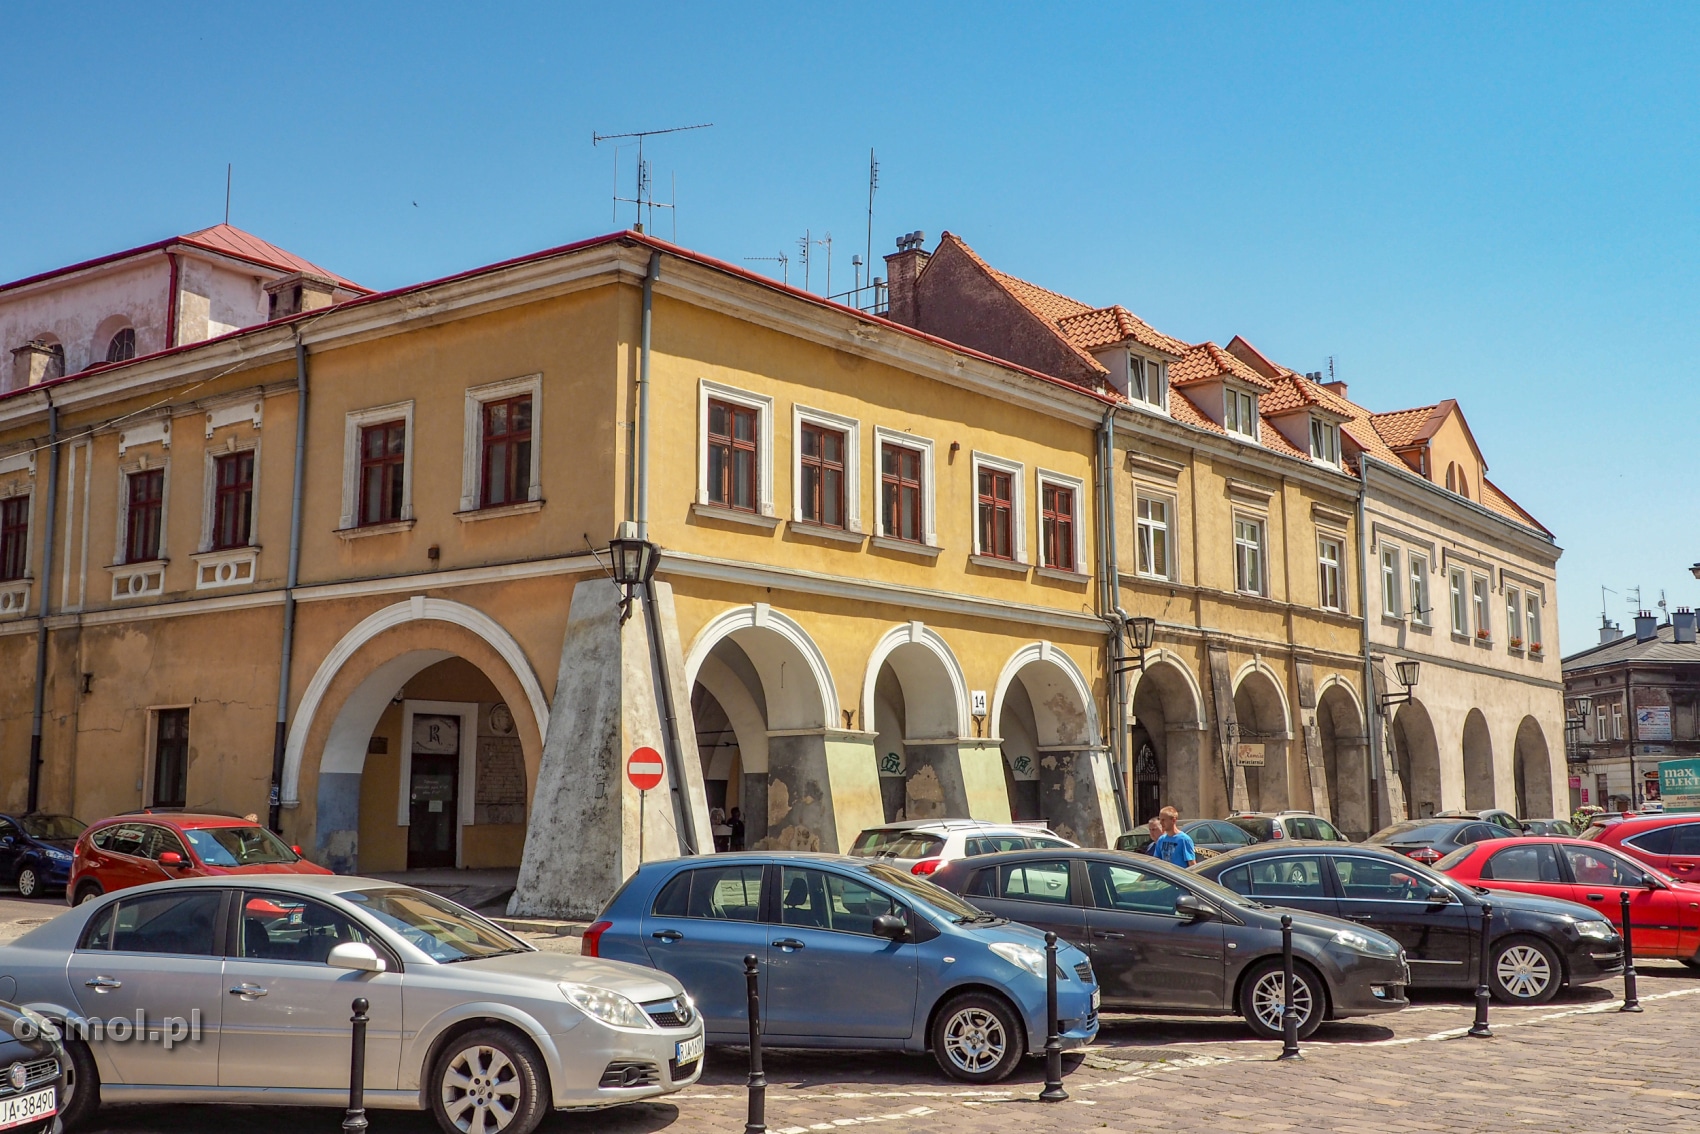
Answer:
[
  {"xmin": 1370, "ymin": 402, "xmax": 1452, "ymax": 450},
  {"xmin": 1170, "ymin": 342, "xmax": 1276, "ymax": 390},
  {"xmin": 177, "ymin": 224, "xmax": 366, "ymax": 291},
  {"xmin": 1481, "ymin": 477, "xmax": 1550, "ymax": 534},
  {"xmin": 1056, "ymin": 304, "xmax": 1188, "ymax": 356}
]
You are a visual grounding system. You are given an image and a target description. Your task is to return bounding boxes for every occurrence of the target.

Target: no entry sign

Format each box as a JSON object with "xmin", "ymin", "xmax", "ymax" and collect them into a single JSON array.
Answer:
[{"xmin": 627, "ymin": 747, "xmax": 665, "ymax": 791}]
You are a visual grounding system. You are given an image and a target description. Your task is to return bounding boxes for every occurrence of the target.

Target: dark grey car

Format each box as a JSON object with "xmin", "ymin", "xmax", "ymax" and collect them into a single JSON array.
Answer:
[{"xmin": 931, "ymin": 849, "xmax": 1410, "ymax": 1040}]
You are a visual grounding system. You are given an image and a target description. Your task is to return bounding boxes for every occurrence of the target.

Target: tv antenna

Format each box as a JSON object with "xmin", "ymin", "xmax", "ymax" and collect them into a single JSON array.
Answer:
[
  {"xmin": 744, "ymin": 253, "xmax": 789, "ymax": 286},
  {"xmin": 865, "ymin": 148, "xmax": 878, "ymax": 295},
  {"xmin": 1600, "ymin": 585, "xmax": 1617, "ymax": 621},
  {"xmin": 593, "ymin": 122, "xmax": 712, "ymax": 234},
  {"xmin": 796, "ymin": 230, "xmax": 831, "ymax": 293},
  {"xmin": 224, "ymin": 163, "xmax": 232, "ymax": 225}
]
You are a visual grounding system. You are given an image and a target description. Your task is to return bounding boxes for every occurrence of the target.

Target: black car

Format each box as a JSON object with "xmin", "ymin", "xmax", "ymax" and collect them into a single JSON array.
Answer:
[
  {"xmin": 1113, "ymin": 819, "xmax": 1253, "ymax": 858},
  {"xmin": 1435, "ymin": 809, "xmax": 1527, "ymax": 834},
  {"xmin": 931, "ymin": 848, "xmax": 1410, "ymax": 1040},
  {"xmin": 0, "ymin": 1000, "xmax": 72, "ymax": 1132},
  {"xmin": 0, "ymin": 814, "xmax": 84, "ymax": 898},
  {"xmin": 1367, "ymin": 818, "xmax": 1507, "ymax": 864},
  {"xmin": 1225, "ymin": 812, "xmax": 1351, "ymax": 844},
  {"xmin": 1193, "ymin": 841, "xmax": 1624, "ymax": 1005}
]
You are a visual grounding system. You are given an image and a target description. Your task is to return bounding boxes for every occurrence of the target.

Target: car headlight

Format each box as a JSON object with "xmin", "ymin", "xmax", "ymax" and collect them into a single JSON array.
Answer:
[
  {"xmin": 44, "ymin": 849, "xmax": 71, "ymax": 862},
  {"xmin": 559, "ymin": 983, "xmax": 653, "ymax": 1029},
  {"xmin": 988, "ymin": 941, "xmax": 1048, "ymax": 979},
  {"xmin": 1331, "ymin": 928, "xmax": 1401, "ymax": 958},
  {"xmin": 1575, "ymin": 918, "xmax": 1617, "ymax": 941}
]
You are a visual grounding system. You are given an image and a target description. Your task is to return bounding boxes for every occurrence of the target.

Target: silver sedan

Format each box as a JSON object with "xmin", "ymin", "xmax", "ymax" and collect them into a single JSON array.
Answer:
[{"xmin": 0, "ymin": 875, "xmax": 704, "ymax": 1134}]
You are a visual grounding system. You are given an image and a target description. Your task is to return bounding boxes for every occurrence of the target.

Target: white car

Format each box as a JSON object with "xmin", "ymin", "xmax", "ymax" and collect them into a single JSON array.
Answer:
[
  {"xmin": 848, "ymin": 819, "xmax": 1077, "ymax": 875},
  {"xmin": 0, "ymin": 875, "xmax": 704, "ymax": 1134}
]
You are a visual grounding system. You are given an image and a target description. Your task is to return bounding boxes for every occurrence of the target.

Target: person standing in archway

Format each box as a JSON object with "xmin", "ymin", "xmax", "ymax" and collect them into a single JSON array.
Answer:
[{"xmin": 1151, "ymin": 806, "xmax": 1196, "ymax": 868}]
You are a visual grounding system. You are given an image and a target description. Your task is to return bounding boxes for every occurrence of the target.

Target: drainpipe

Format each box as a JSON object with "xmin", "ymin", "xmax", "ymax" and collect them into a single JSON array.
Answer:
[
  {"xmin": 164, "ymin": 252, "xmax": 181, "ymax": 350},
  {"xmin": 1099, "ymin": 409, "xmax": 1131, "ymax": 834},
  {"xmin": 1357, "ymin": 459, "xmax": 1380, "ymax": 831},
  {"xmin": 26, "ymin": 394, "xmax": 60, "ymax": 813},
  {"xmin": 268, "ymin": 330, "xmax": 309, "ymax": 831},
  {"xmin": 636, "ymin": 250, "xmax": 660, "ymax": 538}
]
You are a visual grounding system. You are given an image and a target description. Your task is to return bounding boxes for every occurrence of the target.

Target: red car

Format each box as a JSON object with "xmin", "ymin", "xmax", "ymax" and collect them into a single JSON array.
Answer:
[
  {"xmin": 1582, "ymin": 813, "xmax": 1700, "ymax": 884},
  {"xmin": 68, "ymin": 812, "xmax": 331, "ymax": 905},
  {"xmin": 1438, "ymin": 836, "xmax": 1700, "ymax": 968}
]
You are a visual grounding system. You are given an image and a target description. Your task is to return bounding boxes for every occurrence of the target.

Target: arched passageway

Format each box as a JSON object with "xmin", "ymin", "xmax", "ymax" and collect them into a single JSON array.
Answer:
[
  {"xmin": 1392, "ymin": 700, "xmax": 1442, "ymax": 820},
  {"xmin": 991, "ymin": 646, "xmax": 1109, "ymax": 845},
  {"xmin": 1317, "ymin": 682, "xmax": 1371, "ymax": 839},
  {"xmin": 1128, "ymin": 657, "xmax": 1206, "ymax": 821},
  {"xmin": 1232, "ymin": 667, "xmax": 1292, "ymax": 814},
  {"xmin": 862, "ymin": 625, "xmax": 974, "ymax": 824},
  {"xmin": 1513, "ymin": 716, "xmax": 1554, "ymax": 819},
  {"xmin": 1463, "ymin": 708, "xmax": 1496, "ymax": 810}
]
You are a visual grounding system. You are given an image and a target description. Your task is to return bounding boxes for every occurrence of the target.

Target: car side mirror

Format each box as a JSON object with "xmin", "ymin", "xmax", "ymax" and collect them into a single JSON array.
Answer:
[
  {"xmin": 1643, "ymin": 875, "xmax": 1662, "ymax": 891},
  {"xmin": 1426, "ymin": 886, "xmax": 1453, "ymax": 904},
  {"xmin": 872, "ymin": 914, "xmax": 909, "ymax": 940},
  {"xmin": 326, "ymin": 942, "xmax": 387, "ymax": 973},
  {"xmin": 1175, "ymin": 893, "xmax": 1213, "ymax": 921},
  {"xmin": 158, "ymin": 851, "xmax": 185, "ymax": 868}
]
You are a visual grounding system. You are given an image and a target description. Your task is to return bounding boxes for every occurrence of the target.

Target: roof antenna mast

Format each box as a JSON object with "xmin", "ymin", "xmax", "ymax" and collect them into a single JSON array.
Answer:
[
  {"xmin": 593, "ymin": 123, "xmax": 713, "ymax": 234},
  {"xmin": 224, "ymin": 163, "xmax": 232, "ymax": 225}
]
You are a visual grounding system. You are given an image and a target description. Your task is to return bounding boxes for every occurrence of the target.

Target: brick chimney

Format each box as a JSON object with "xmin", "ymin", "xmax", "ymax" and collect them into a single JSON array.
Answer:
[
  {"xmin": 1324, "ymin": 380, "xmax": 1349, "ymax": 399},
  {"xmin": 1634, "ymin": 610, "xmax": 1658, "ymax": 643},
  {"xmin": 1674, "ymin": 607, "xmax": 1697, "ymax": 644},
  {"xmin": 882, "ymin": 231, "xmax": 929, "ymax": 327},
  {"xmin": 265, "ymin": 271, "xmax": 339, "ymax": 320},
  {"xmin": 10, "ymin": 340, "xmax": 61, "ymax": 390}
]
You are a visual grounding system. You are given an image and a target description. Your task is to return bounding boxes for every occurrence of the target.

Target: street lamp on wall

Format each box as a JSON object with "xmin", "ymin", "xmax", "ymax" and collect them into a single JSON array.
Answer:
[
  {"xmin": 1377, "ymin": 659, "xmax": 1419, "ymax": 712},
  {"xmin": 606, "ymin": 528, "xmax": 661, "ymax": 624},
  {"xmin": 1114, "ymin": 614, "xmax": 1159, "ymax": 674}
]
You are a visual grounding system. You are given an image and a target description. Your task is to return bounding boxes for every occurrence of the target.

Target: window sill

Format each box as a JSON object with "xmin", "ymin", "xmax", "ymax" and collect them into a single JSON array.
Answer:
[
  {"xmin": 0, "ymin": 581, "xmax": 31, "ymax": 617},
  {"xmin": 691, "ymin": 502, "xmax": 780, "ymax": 530},
  {"xmin": 1407, "ymin": 622, "xmax": 1433, "ymax": 635},
  {"xmin": 1035, "ymin": 566, "xmax": 1089, "ymax": 585},
  {"xmin": 788, "ymin": 521, "xmax": 866, "ymax": 546},
  {"xmin": 870, "ymin": 535, "xmax": 943, "ymax": 559},
  {"xmin": 106, "ymin": 559, "xmax": 168, "ymax": 601},
  {"xmin": 969, "ymin": 554, "xmax": 1028, "ymax": 574},
  {"xmin": 1381, "ymin": 614, "xmax": 1406, "ymax": 626},
  {"xmin": 457, "ymin": 499, "xmax": 544, "ymax": 523},
  {"xmin": 191, "ymin": 546, "xmax": 259, "ymax": 590},
  {"xmin": 1451, "ymin": 632, "xmax": 1473, "ymax": 644},
  {"xmin": 1473, "ymin": 637, "xmax": 1495, "ymax": 649},
  {"xmin": 337, "ymin": 520, "xmax": 415, "ymax": 540}
]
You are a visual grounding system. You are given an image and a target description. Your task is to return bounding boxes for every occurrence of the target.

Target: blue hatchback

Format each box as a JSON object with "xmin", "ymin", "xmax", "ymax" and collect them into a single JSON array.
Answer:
[
  {"xmin": 588, "ymin": 852, "xmax": 1099, "ymax": 1082},
  {"xmin": 0, "ymin": 813, "xmax": 84, "ymax": 898}
]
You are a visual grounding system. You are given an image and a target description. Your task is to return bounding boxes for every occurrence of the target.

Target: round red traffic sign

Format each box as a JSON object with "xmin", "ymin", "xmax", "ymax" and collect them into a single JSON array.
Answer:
[{"xmin": 627, "ymin": 747, "xmax": 665, "ymax": 791}]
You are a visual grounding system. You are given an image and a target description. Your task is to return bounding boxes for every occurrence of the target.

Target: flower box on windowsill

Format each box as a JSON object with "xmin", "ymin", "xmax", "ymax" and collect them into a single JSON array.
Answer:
[
  {"xmin": 1509, "ymin": 637, "xmax": 1524, "ymax": 649},
  {"xmin": 1529, "ymin": 643, "xmax": 1544, "ymax": 657},
  {"xmin": 1475, "ymin": 630, "xmax": 1491, "ymax": 641}
]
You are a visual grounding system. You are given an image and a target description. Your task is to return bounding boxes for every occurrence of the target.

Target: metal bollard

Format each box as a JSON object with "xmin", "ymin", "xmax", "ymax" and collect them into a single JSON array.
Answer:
[
  {"xmin": 744, "ymin": 954, "xmax": 766, "ymax": 1134},
  {"xmin": 1468, "ymin": 903, "xmax": 1493, "ymax": 1038},
  {"xmin": 1619, "ymin": 890, "xmax": 1642, "ymax": 1013},
  {"xmin": 1278, "ymin": 914, "xmax": 1301, "ymax": 1059},
  {"xmin": 1039, "ymin": 931, "xmax": 1067, "ymax": 1102},
  {"xmin": 343, "ymin": 996, "xmax": 369, "ymax": 1133}
]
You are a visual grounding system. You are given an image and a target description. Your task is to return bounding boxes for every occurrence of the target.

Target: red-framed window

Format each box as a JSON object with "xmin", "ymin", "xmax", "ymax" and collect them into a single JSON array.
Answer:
[
  {"xmin": 880, "ymin": 443, "xmax": 923, "ymax": 543},
  {"xmin": 0, "ymin": 496, "xmax": 27, "ymax": 581},
  {"xmin": 125, "ymin": 469, "xmax": 165, "ymax": 563},
  {"xmin": 481, "ymin": 394, "xmax": 533, "ymax": 508},
  {"xmin": 211, "ymin": 451, "xmax": 255, "ymax": 551},
  {"xmin": 799, "ymin": 423, "xmax": 846, "ymax": 528},
  {"xmin": 1041, "ymin": 483, "xmax": 1075, "ymax": 572},
  {"xmin": 707, "ymin": 399, "xmax": 758, "ymax": 511},
  {"xmin": 977, "ymin": 468, "xmax": 1014, "ymax": 559},
  {"xmin": 358, "ymin": 420, "xmax": 406, "ymax": 526}
]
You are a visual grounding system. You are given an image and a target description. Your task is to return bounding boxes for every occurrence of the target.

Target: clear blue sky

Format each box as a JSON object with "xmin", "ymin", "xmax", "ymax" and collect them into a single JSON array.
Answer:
[{"xmin": 4, "ymin": 3, "xmax": 1696, "ymax": 652}]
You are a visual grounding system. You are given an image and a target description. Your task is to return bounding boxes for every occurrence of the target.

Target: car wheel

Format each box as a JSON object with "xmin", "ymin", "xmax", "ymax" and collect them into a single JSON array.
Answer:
[
  {"xmin": 58, "ymin": 1037, "xmax": 100, "ymax": 1131},
  {"xmin": 73, "ymin": 882, "xmax": 102, "ymax": 906},
  {"xmin": 930, "ymin": 992, "xmax": 1025, "ymax": 1083},
  {"xmin": 15, "ymin": 866, "xmax": 39, "ymax": 900},
  {"xmin": 1238, "ymin": 958, "xmax": 1325, "ymax": 1041},
  {"xmin": 1490, "ymin": 936, "xmax": 1561, "ymax": 1005},
  {"xmin": 1682, "ymin": 955, "xmax": 1700, "ymax": 973},
  {"xmin": 429, "ymin": 1026, "xmax": 548, "ymax": 1134}
]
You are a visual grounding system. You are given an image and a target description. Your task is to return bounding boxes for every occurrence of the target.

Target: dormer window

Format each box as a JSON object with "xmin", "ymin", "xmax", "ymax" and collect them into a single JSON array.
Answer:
[
  {"xmin": 1129, "ymin": 355, "xmax": 1167, "ymax": 409},
  {"xmin": 1309, "ymin": 416, "xmax": 1340, "ymax": 464},
  {"xmin": 1224, "ymin": 388, "xmax": 1258, "ymax": 439}
]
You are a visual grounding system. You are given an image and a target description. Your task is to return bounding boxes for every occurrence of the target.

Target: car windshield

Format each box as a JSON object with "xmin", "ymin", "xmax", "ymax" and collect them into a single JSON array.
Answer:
[
  {"xmin": 1434, "ymin": 846, "xmax": 1476, "ymax": 871},
  {"xmin": 849, "ymin": 830, "xmax": 946, "ymax": 859},
  {"xmin": 861, "ymin": 862, "xmax": 985, "ymax": 920},
  {"xmin": 343, "ymin": 887, "xmax": 526, "ymax": 962},
  {"xmin": 1225, "ymin": 817, "xmax": 1272, "ymax": 839},
  {"xmin": 1367, "ymin": 822, "xmax": 1461, "ymax": 844},
  {"xmin": 20, "ymin": 814, "xmax": 85, "ymax": 841},
  {"xmin": 182, "ymin": 825, "xmax": 298, "ymax": 866},
  {"xmin": 1578, "ymin": 823, "xmax": 1611, "ymax": 841}
]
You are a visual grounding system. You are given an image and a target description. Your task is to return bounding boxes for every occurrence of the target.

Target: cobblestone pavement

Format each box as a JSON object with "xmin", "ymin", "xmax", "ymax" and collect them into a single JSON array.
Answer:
[{"xmin": 68, "ymin": 962, "xmax": 1700, "ymax": 1133}]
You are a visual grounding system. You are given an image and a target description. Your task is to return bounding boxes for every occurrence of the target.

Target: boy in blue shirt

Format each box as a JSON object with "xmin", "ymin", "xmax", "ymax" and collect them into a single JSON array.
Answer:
[{"xmin": 1150, "ymin": 806, "xmax": 1196, "ymax": 867}]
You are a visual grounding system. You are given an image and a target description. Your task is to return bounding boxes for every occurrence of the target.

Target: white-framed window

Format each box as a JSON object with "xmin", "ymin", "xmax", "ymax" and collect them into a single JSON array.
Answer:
[
  {"xmin": 1506, "ymin": 587, "xmax": 1523, "ymax": 646},
  {"xmin": 199, "ymin": 438, "xmax": 260, "ymax": 552},
  {"xmin": 1595, "ymin": 704, "xmax": 1608, "ymax": 742},
  {"xmin": 1135, "ymin": 493, "xmax": 1172, "ymax": 579},
  {"xmin": 1408, "ymin": 554, "xmax": 1429, "ymax": 626},
  {"xmin": 1309, "ymin": 416, "xmax": 1340, "ymax": 464},
  {"xmin": 1233, "ymin": 515, "xmax": 1266, "ymax": 595},
  {"xmin": 970, "ymin": 452, "xmax": 1026, "ymax": 562},
  {"xmin": 1129, "ymin": 355, "xmax": 1167, "ymax": 410},
  {"xmin": 1380, "ymin": 546, "xmax": 1401, "ymax": 617},
  {"xmin": 792, "ymin": 405, "xmax": 862, "ymax": 532},
  {"xmin": 1037, "ymin": 469, "xmax": 1085, "ymax": 574},
  {"xmin": 698, "ymin": 381, "xmax": 775, "ymax": 517},
  {"xmin": 1526, "ymin": 594, "xmax": 1542, "ymax": 650},
  {"xmin": 116, "ymin": 458, "xmax": 170, "ymax": 565},
  {"xmin": 1449, "ymin": 567, "xmax": 1468, "ymax": 635},
  {"xmin": 874, "ymin": 427, "xmax": 937, "ymax": 547},
  {"xmin": 340, "ymin": 401, "xmax": 415, "ymax": 530},
  {"xmin": 460, "ymin": 374, "xmax": 542, "ymax": 513},
  {"xmin": 1317, "ymin": 536, "xmax": 1344, "ymax": 611},
  {"xmin": 1612, "ymin": 702, "xmax": 1624, "ymax": 740},
  {"xmin": 1472, "ymin": 575, "xmax": 1491, "ymax": 639},
  {"xmin": 1224, "ymin": 388, "xmax": 1259, "ymax": 439}
]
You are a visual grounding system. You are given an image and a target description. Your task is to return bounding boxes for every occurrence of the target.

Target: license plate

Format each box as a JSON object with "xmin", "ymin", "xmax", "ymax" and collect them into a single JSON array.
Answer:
[
  {"xmin": 675, "ymin": 1035, "xmax": 704, "ymax": 1066},
  {"xmin": 0, "ymin": 1087, "xmax": 54, "ymax": 1130},
  {"xmin": 1091, "ymin": 988, "xmax": 1101, "ymax": 1011}
]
